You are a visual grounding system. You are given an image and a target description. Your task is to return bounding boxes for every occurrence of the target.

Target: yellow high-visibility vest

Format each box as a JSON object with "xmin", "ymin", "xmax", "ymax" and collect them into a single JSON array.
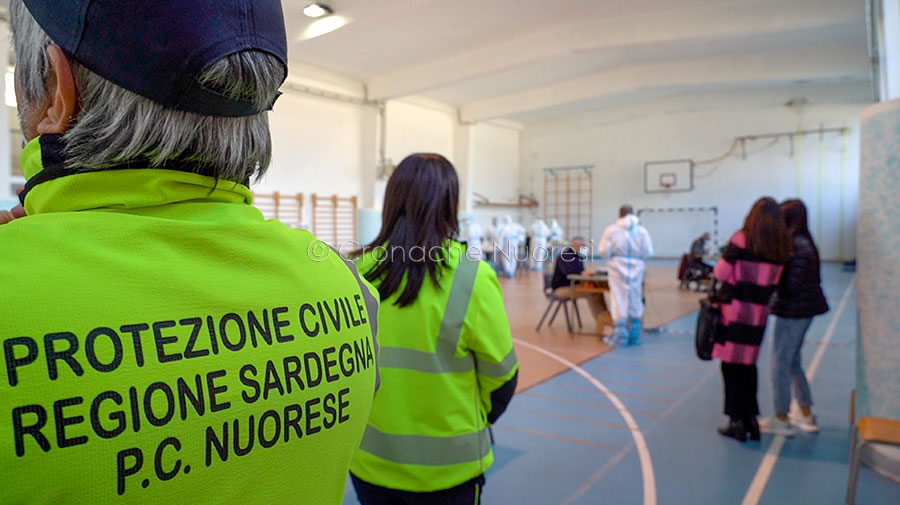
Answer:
[
  {"xmin": 0, "ymin": 135, "xmax": 379, "ymax": 504},
  {"xmin": 350, "ymin": 242, "xmax": 517, "ymax": 492}
]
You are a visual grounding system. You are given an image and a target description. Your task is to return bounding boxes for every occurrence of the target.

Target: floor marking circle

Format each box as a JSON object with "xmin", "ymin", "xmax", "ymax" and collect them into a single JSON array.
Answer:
[{"xmin": 513, "ymin": 338, "xmax": 657, "ymax": 505}]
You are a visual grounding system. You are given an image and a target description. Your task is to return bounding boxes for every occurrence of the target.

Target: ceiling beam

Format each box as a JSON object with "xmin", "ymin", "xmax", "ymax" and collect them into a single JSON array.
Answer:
[
  {"xmin": 366, "ymin": 0, "xmax": 861, "ymax": 100},
  {"xmin": 459, "ymin": 46, "xmax": 869, "ymax": 122}
]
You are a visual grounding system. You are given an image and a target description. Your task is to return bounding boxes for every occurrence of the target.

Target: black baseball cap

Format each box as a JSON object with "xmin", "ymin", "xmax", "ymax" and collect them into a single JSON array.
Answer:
[{"xmin": 22, "ymin": 0, "xmax": 288, "ymax": 117}]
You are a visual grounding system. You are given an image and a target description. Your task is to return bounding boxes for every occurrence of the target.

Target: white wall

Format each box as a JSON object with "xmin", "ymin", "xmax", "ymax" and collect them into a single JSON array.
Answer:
[
  {"xmin": 259, "ymin": 91, "xmax": 365, "ymax": 203},
  {"xmin": 520, "ymin": 87, "xmax": 868, "ymax": 260},
  {"xmin": 879, "ymin": 0, "xmax": 900, "ymax": 100},
  {"xmin": 380, "ymin": 97, "xmax": 457, "ymax": 210},
  {"xmin": 257, "ymin": 80, "xmax": 524, "ymax": 240},
  {"xmin": 468, "ymin": 122, "xmax": 525, "ymax": 228},
  {"xmin": 255, "ymin": 80, "xmax": 459, "ymax": 228},
  {"xmin": 384, "ymin": 99, "xmax": 455, "ymax": 163},
  {"xmin": 0, "ymin": 20, "xmax": 14, "ymax": 203}
]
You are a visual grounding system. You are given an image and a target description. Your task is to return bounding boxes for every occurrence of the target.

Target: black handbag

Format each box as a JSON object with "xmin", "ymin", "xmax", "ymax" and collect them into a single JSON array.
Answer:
[{"xmin": 695, "ymin": 297, "xmax": 720, "ymax": 361}]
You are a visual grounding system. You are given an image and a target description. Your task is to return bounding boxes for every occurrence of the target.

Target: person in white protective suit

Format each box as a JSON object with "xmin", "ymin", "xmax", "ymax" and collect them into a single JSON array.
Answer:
[
  {"xmin": 528, "ymin": 218, "xmax": 551, "ymax": 270},
  {"xmin": 512, "ymin": 220, "xmax": 527, "ymax": 268},
  {"xmin": 598, "ymin": 204, "xmax": 654, "ymax": 346},
  {"xmin": 549, "ymin": 219, "xmax": 565, "ymax": 246},
  {"xmin": 496, "ymin": 215, "xmax": 522, "ymax": 277},
  {"xmin": 460, "ymin": 215, "xmax": 484, "ymax": 260},
  {"xmin": 485, "ymin": 217, "xmax": 500, "ymax": 265}
]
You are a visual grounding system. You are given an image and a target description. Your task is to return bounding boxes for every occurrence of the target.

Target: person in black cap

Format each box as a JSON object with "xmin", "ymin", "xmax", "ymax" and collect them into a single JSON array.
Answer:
[{"xmin": 0, "ymin": 2, "xmax": 380, "ymax": 504}]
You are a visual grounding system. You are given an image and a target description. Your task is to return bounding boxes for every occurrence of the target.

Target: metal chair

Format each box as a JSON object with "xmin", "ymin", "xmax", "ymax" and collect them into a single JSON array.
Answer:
[
  {"xmin": 535, "ymin": 270, "xmax": 582, "ymax": 332},
  {"xmin": 846, "ymin": 389, "xmax": 900, "ymax": 504}
]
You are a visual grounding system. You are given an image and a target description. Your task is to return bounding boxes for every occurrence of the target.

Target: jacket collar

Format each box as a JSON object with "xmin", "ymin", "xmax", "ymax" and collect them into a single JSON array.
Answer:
[{"xmin": 20, "ymin": 134, "xmax": 253, "ymax": 215}]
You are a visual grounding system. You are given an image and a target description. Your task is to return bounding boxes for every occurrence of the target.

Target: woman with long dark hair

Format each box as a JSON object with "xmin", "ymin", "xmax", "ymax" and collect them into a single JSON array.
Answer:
[
  {"xmin": 762, "ymin": 199, "xmax": 829, "ymax": 436},
  {"xmin": 713, "ymin": 197, "xmax": 791, "ymax": 441},
  {"xmin": 349, "ymin": 153, "xmax": 518, "ymax": 505}
]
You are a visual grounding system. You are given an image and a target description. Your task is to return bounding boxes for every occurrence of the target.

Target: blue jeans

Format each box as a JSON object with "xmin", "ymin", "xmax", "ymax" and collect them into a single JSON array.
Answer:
[{"xmin": 771, "ymin": 317, "xmax": 814, "ymax": 414}]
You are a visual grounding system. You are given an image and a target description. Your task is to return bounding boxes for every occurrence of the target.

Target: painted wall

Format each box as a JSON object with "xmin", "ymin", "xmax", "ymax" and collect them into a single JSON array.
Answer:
[
  {"xmin": 380, "ymin": 98, "xmax": 457, "ymax": 211},
  {"xmin": 384, "ymin": 99, "xmax": 455, "ymax": 163},
  {"xmin": 879, "ymin": 0, "xmax": 900, "ymax": 100},
  {"xmin": 256, "ymin": 81, "xmax": 524, "ymax": 242},
  {"xmin": 520, "ymin": 88, "xmax": 868, "ymax": 260},
  {"xmin": 258, "ymin": 91, "xmax": 365, "ymax": 207},
  {"xmin": 0, "ymin": 21, "xmax": 15, "ymax": 203},
  {"xmin": 468, "ymin": 122, "xmax": 525, "ymax": 228}
]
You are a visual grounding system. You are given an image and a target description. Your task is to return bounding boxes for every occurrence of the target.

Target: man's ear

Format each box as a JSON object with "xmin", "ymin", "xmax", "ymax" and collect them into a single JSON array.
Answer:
[{"xmin": 36, "ymin": 46, "xmax": 77, "ymax": 135}]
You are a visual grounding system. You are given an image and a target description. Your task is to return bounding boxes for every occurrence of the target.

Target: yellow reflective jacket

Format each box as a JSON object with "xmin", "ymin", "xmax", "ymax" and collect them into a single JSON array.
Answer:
[
  {"xmin": 350, "ymin": 241, "xmax": 517, "ymax": 492},
  {"xmin": 0, "ymin": 136, "xmax": 379, "ymax": 504}
]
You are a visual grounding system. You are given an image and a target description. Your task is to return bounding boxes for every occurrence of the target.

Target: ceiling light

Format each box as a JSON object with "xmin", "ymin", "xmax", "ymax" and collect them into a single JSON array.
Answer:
[
  {"xmin": 304, "ymin": 15, "xmax": 347, "ymax": 40},
  {"xmin": 303, "ymin": 3, "xmax": 332, "ymax": 18}
]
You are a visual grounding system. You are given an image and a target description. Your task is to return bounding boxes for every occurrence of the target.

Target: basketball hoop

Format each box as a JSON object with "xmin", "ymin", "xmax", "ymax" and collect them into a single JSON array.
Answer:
[{"xmin": 645, "ymin": 160, "xmax": 693, "ymax": 194}]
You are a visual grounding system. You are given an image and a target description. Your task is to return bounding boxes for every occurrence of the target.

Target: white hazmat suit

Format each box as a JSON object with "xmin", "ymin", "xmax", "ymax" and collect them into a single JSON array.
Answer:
[
  {"xmin": 496, "ymin": 216, "xmax": 522, "ymax": 277},
  {"xmin": 598, "ymin": 213, "xmax": 653, "ymax": 345},
  {"xmin": 460, "ymin": 217, "xmax": 484, "ymax": 260},
  {"xmin": 485, "ymin": 218, "xmax": 500, "ymax": 265},
  {"xmin": 528, "ymin": 219, "xmax": 551, "ymax": 270},
  {"xmin": 549, "ymin": 219, "xmax": 564, "ymax": 246}
]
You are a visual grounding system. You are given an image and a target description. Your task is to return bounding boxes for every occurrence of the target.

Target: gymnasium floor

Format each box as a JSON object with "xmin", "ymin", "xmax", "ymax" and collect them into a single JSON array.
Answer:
[{"xmin": 343, "ymin": 263, "xmax": 900, "ymax": 504}]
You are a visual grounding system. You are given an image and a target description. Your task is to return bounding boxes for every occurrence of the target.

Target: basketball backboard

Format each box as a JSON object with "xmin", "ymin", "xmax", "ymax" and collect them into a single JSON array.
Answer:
[{"xmin": 644, "ymin": 159, "xmax": 694, "ymax": 193}]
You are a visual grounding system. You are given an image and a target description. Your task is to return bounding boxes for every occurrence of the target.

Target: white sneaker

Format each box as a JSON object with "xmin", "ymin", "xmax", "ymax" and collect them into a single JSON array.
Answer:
[
  {"xmin": 792, "ymin": 414, "xmax": 820, "ymax": 433},
  {"xmin": 759, "ymin": 417, "xmax": 795, "ymax": 437}
]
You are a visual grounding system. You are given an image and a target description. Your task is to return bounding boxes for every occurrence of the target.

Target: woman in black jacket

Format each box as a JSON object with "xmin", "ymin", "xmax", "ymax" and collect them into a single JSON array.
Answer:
[{"xmin": 762, "ymin": 200, "xmax": 829, "ymax": 436}]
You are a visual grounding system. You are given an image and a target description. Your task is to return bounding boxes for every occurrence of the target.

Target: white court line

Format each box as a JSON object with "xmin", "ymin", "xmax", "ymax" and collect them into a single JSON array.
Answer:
[
  {"xmin": 513, "ymin": 338, "xmax": 657, "ymax": 505},
  {"xmin": 740, "ymin": 276, "xmax": 856, "ymax": 505},
  {"xmin": 563, "ymin": 365, "xmax": 719, "ymax": 505}
]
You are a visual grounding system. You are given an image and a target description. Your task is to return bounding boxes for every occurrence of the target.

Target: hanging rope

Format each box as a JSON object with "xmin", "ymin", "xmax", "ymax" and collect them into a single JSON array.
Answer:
[{"xmin": 693, "ymin": 137, "xmax": 781, "ymax": 178}]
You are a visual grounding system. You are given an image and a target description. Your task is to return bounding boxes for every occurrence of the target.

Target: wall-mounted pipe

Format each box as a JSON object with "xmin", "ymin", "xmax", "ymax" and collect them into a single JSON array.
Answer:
[{"xmin": 281, "ymin": 81, "xmax": 382, "ymax": 109}]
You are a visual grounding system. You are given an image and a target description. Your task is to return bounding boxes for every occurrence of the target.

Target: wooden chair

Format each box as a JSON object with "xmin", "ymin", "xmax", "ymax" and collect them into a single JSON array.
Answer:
[
  {"xmin": 846, "ymin": 389, "xmax": 900, "ymax": 504},
  {"xmin": 535, "ymin": 270, "xmax": 582, "ymax": 333}
]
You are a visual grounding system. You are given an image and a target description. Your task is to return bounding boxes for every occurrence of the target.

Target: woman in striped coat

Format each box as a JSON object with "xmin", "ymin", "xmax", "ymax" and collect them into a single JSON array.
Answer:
[{"xmin": 713, "ymin": 197, "xmax": 792, "ymax": 441}]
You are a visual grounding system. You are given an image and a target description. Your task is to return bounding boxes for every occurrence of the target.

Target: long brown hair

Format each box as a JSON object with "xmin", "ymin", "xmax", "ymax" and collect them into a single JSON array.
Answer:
[
  {"xmin": 352, "ymin": 153, "xmax": 459, "ymax": 307},
  {"xmin": 742, "ymin": 197, "xmax": 791, "ymax": 264},
  {"xmin": 781, "ymin": 199, "xmax": 820, "ymax": 261}
]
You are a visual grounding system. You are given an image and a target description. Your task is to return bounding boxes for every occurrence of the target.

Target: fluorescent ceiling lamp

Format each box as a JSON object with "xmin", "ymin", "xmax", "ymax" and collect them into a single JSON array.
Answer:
[
  {"xmin": 5, "ymin": 72, "xmax": 16, "ymax": 108},
  {"xmin": 304, "ymin": 15, "xmax": 347, "ymax": 40},
  {"xmin": 303, "ymin": 3, "xmax": 332, "ymax": 18}
]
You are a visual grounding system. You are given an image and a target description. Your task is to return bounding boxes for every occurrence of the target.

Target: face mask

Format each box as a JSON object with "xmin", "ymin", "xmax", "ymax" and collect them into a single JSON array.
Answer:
[{"xmin": 579, "ymin": 246, "xmax": 590, "ymax": 257}]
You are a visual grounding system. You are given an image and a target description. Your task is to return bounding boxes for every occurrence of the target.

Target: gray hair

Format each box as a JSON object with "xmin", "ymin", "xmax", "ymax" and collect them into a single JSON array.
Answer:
[{"xmin": 10, "ymin": 0, "xmax": 285, "ymax": 183}]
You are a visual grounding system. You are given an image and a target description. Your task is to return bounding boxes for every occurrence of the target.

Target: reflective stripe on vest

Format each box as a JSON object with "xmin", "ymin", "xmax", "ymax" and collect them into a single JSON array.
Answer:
[
  {"xmin": 358, "ymin": 257, "xmax": 500, "ymax": 466},
  {"xmin": 360, "ymin": 425, "xmax": 491, "ymax": 466},
  {"xmin": 376, "ymin": 256, "xmax": 477, "ymax": 377},
  {"xmin": 332, "ymin": 246, "xmax": 381, "ymax": 390},
  {"xmin": 376, "ymin": 258, "xmax": 515, "ymax": 378}
]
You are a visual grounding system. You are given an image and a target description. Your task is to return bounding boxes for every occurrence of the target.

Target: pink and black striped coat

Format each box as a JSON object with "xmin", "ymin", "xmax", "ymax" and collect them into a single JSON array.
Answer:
[{"xmin": 711, "ymin": 231, "xmax": 785, "ymax": 365}]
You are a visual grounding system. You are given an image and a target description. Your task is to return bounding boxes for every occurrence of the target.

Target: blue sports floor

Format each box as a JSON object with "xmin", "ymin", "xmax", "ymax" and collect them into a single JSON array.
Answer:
[{"xmin": 343, "ymin": 265, "xmax": 900, "ymax": 504}]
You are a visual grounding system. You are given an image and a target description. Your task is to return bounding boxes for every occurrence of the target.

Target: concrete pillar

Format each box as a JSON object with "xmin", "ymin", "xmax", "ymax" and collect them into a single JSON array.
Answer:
[
  {"xmin": 356, "ymin": 106, "xmax": 381, "ymax": 246},
  {"xmin": 857, "ymin": 98, "xmax": 900, "ymax": 420},
  {"xmin": 358, "ymin": 106, "xmax": 379, "ymax": 209},
  {"xmin": 454, "ymin": 123, "xmax": 475, "ymax": 213},
  {"xmin": 881, "ymin": 0, "xmax": 900, "ymax": 100}
]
